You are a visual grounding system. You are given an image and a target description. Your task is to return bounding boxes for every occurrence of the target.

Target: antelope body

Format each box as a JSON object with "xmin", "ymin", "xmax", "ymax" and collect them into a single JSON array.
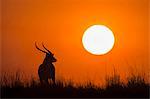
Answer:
[{"xmin": 35, "ymin": 43, "xmax": 57, "ymax": 85}]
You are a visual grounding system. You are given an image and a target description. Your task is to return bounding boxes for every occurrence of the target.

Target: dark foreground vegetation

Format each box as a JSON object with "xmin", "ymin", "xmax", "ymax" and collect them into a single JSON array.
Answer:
[{"xmin": 1, "ymin": 72, "xmax": 150, "ymax": 98}]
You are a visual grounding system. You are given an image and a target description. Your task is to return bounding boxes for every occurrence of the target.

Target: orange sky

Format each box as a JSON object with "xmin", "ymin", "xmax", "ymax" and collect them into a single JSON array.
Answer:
[{"xmin": 1, "ymin": 0, "xmax": 149, "ymax": 85}]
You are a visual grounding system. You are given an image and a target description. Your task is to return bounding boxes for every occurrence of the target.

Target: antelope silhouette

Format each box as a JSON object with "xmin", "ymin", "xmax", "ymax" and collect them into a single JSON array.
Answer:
[{"xmin": 35, "ymin": 43, "xmax": 57, "ymax": 85}]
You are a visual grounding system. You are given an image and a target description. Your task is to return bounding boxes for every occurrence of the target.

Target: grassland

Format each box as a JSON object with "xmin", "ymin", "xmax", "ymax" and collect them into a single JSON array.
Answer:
[{"xmin": 1, "ymin": 71, "xmax": 149, "ymax": 98}]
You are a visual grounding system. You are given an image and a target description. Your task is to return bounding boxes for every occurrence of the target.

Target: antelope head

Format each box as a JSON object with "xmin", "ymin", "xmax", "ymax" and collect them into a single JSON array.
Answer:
[{"xmin": 35, "ymin": 42, "xmax": 57, "ymax": 63}]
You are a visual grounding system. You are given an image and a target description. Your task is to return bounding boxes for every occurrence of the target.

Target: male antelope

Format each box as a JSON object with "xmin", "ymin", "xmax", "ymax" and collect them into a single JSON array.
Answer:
[{"xmin": 35, "ymin": 43, "xmax": 57, "ymax": 85}]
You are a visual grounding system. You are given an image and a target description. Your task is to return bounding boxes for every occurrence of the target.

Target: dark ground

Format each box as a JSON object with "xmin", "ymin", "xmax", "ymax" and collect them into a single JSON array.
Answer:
[
  {"xmin": 1, "ymin": 72, "xmax": 150, "ymax": 98},
  {"xmin": 1, "ymin": 79, "xmax": 150, "ymax": 98}
]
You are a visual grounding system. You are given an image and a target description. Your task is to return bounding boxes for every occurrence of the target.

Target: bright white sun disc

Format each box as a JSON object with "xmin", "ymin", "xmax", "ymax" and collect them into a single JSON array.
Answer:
[{"xmin": 82, "ymin": 25, "xmax": 115, "ymax": 55}]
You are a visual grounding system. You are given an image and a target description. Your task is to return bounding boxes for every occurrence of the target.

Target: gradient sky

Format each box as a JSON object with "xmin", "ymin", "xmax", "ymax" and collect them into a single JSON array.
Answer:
[{"xmin": 1, "ymin": 0, "xmax": 149, "ymax": 85}]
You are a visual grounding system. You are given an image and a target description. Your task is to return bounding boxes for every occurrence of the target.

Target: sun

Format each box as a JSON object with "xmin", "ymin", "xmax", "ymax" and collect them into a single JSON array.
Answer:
[{"xmin": 82, "ymin": 25, "xmax": 115, "ymax": 55}]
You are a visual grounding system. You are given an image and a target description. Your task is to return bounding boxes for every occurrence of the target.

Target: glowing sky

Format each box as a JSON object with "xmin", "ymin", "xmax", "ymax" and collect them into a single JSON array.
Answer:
[{"xmin": 1, "ymin": 0, "xmax": 149, "ymax": 85}]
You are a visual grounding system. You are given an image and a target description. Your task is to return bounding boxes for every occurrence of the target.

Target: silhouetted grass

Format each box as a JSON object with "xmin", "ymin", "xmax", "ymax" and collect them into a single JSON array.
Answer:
[{"xmin": 1, "ymin": 71, "xmax": 149, "ymax": 98}]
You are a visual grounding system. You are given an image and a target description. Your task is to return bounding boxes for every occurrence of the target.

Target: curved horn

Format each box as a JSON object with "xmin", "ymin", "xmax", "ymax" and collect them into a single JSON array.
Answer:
[
  {"xmin": 35, "ymin": 42, "xmax": 47, "ymax": 54},
  {"xmin": 42, "ymin": 43, "xmax": 53, "ymax": 55}
]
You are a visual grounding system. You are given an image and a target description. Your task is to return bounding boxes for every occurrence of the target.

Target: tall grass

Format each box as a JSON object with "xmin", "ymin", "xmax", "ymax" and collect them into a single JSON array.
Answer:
[{"xmin": 0, "ymin": 71, "xmax": 149, "ymax": 98}]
